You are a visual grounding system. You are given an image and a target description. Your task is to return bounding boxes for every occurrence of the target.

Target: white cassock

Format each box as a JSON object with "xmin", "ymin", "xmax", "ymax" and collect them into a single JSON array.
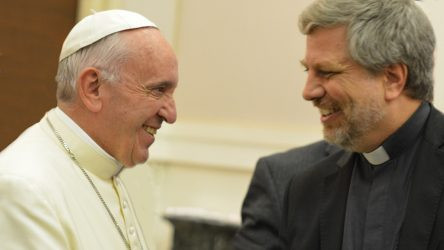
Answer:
[{"xmin": 0, "ymin": 108, "xmax": 150, "ymax": 250}]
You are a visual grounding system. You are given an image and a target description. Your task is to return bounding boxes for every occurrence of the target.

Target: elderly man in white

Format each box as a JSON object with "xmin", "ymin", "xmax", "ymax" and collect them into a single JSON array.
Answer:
[{"xmin": 0, "ymin": 9, "xmax": 178, "ymax": 250}]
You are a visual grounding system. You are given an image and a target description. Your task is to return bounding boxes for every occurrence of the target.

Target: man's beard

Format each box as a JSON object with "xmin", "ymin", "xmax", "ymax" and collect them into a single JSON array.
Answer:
[{"xmin": 318, "ymin": 96, "xmax": 385, "ymax": 152}]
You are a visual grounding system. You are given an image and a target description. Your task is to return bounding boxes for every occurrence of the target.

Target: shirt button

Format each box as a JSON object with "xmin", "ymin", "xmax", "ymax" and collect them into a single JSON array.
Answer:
[
  {"xmin": 123, "ymin": 200, "xmax": 128, "ymax": 209},
  {"xmin": 116, "ymin": 178, "xmax": 122, "ymax": 185},
  {"xmin": 129, "ymin": 226, "xmax": 135, "ymax": 235}
]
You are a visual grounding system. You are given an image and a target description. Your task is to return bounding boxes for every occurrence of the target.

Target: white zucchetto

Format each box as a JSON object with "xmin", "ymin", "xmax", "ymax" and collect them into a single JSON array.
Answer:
[{"xmin": 59, "ymin": 9, "xmax": 157, "ymax": 62}]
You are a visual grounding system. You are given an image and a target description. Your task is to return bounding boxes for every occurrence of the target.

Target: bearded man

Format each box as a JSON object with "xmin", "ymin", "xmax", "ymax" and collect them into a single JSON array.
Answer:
[{"xmin": 281, "ymin": 0, "xmax": 444, "ymax": 249}]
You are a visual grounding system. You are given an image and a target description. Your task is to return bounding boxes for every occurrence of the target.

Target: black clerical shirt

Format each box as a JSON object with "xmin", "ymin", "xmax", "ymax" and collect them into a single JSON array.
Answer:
[{"xmin": 342, "ymin": 102, "xmax": 430, "ymax": 250}]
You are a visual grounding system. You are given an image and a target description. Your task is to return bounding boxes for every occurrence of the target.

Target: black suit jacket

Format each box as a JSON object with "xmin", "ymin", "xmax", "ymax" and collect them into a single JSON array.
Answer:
[
  {"xmin": 233, "ymin": 141, "xmax": 339, "ymax": 250},
  {"xmin": 281, "ymin": 106, "xmax": 444, "ymax": 250}
]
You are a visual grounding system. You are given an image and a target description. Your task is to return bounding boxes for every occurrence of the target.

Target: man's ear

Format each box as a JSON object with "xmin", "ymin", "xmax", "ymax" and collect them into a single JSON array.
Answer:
[
  {"xmin": 383, "ymin": 63, "xmax": 408, "ymax": 101},
  {"xmin": 76, "ymin": 67, "xmax": 103, "ymax": 112}
]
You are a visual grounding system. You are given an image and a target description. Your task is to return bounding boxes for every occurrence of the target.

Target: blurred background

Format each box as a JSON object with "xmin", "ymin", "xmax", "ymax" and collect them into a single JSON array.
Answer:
[{"xmin": 1, "ymin": 0, "xmax": 443, "ymax": 249}]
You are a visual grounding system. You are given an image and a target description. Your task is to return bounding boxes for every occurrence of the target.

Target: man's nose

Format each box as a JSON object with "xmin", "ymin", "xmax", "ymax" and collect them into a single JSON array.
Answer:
[
  {"xmin": 302, "ymin": 74, "xmax": 325, "ymax": 101},
  {"xmin": 159, "ymin": 97, "xmax": 177, "ymax": 124}
]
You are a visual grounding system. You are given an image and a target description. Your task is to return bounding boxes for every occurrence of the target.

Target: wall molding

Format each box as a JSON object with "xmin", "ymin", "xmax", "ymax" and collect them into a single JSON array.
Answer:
[{"xmin": 149, "ymin": 121, "xmax": 323, "ymax": 171}]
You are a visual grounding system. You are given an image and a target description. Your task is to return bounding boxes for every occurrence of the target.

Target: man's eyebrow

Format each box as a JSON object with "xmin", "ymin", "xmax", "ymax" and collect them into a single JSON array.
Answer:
[
  {"xmin": 299, "ymin": 59, "xmax": 346, "ymax": 70},
  {"xmin": 144, "ymin": 81, "xmax": 177, "ymax": 89}
]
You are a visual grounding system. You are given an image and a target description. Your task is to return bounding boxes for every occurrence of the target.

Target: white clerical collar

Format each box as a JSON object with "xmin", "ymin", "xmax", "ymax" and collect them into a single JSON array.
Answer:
[
  {"xmin": 362, "ymin": 146, "xmax": 390, "ymax": 165},
  {"xmin": 361, "ymin": 102, "xmax": 430, "ymax": 166},
  {"xmin": 54, "ymin": 107, "xmax": 123, "ymax": 173}
]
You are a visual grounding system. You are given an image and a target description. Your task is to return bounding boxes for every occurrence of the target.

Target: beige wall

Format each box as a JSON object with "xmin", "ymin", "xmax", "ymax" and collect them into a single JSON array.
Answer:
[
  {"xmin": 419, "ymin": 1, "xmax": 444, "ymax": 109},
  {"xmin": 78, "ymin": 1, "xmax": 444, "ymax": 249}
]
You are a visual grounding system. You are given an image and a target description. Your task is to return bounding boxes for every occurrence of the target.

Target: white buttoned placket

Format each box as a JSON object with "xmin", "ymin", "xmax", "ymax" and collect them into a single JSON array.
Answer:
[
  {"xmin": 113, "ymin": 176, "xmax": 146, "ymax": 250},
  {"xmin": 47, "ymin": 109, "xmax": 150, "ymax": 250}
]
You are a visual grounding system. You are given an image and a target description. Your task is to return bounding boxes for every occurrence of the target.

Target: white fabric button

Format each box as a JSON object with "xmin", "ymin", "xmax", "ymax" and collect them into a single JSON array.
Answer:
[
  {"xmin": 129, "ymin": 226, "xmax": 135, "ymax": 235},
  {"xmin": 123, "ymin": 200, "xmax": 128, "ymax": 209}
]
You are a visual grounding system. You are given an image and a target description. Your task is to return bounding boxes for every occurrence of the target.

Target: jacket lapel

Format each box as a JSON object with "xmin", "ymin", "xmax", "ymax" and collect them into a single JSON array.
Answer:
[
  {"xmin": 398, "ymin": 107, "xmax": 444, "ymax": 250},
  {"xmin": 320, "ymin": 151, "xmax": 355, "ymax": 250}
]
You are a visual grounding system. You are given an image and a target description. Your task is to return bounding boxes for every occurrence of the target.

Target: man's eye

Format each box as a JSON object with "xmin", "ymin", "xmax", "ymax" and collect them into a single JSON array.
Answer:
[
  {"xmin": 153, "ymin": 86, "xmax": 166, "ymax": 94},
  {"xmin": 317, "ymin": 70, "xmax": 337, "ymax": 78},
  {"xmin": 144, "ymin": 86, "xmax": 167, "ymax": 99}
]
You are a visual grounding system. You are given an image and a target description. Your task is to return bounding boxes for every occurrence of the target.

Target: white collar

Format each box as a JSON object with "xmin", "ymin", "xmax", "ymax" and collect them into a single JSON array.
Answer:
[
  {"xmin": 49, "ymin": 108, "xmax": 123, "ymax": 178},
  {"xmin": 362, "ymin": 146, "xmax": 390, "ymax": 165},
  {"xmin": 54, "ymin": 107, "xmax": 115, "ymax": 160}
]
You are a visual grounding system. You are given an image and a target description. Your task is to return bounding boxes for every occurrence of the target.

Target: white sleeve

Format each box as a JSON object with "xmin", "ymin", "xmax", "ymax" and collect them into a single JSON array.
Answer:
[{"xmin": 0, "ymin": 175, "xmax": 70, "ymax": 250}]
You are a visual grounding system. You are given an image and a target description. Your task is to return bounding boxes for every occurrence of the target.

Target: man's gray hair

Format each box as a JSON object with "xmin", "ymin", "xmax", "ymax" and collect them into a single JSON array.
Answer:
[
  {"xmin": 55, "ymin": 32, "xmax": 130, "ymax": 102},
  {"xmin": 299, "ymin": 0, "xmax": 435, "ymax": 101}
]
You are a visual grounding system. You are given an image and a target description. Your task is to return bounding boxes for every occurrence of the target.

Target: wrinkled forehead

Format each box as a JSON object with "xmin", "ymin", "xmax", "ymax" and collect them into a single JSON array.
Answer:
[
  {"xmin": 305, "ymin": 26, "xmax": 350, "ymax": 59},
  {"xmin": 118, "ymin": 29, "xmax": 178, "ymax": 80},
  {"xmin": 121, "ymin": 28, "xmax": 177, "ymax": 69}
]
